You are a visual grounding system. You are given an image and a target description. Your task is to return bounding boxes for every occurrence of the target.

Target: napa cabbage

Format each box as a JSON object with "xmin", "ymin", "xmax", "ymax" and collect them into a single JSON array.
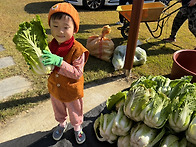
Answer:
[
  {"xmin": 13, "ymin": 15, "xmax": 54, "ymax": 75},
  {"xmin": 186, "ymin": 114, "xmax": 196, "ymax": 145},
  {"xmin": 169, "ymin": 83, "xmax": 196, "ymax": 132}
]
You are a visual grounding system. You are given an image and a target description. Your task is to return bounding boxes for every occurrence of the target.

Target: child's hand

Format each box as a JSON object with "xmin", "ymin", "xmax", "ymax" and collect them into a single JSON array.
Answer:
[{"xmin": 42, "ymin": 50, "xmax": 63, "ymax": 67}]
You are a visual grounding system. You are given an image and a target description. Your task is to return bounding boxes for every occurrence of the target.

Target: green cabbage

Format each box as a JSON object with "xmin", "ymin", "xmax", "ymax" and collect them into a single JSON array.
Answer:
[
  {"xmin": 106, "ymin": 91, "xmax": 128, "ymax": 111},
  {"xmin": 186, "ymin": 114, "xmax": 196, "ymax": 145},
  {"xmin": 144, "ymin": 92, "xmax": 171, "ymax": 129},
  {"xmin": 93, "ymin": 112, "xmax": 118, "ymax": 144},
  {"xmin": 13, "ymin": 15, "xmax": 54, "ymax": 75},
  {"xmin": 112, "ymin": 106, "xmax": 132, "ymax": 136},
  {"xmin": 117, "ymin": 134, "xmax": 131, "ymax": 147},
  {"xmin": 130, "ymin": 122, "xmax": 165, "ymax": 147},
  {"xmin": 169, "ymin": 83, "xmax": 196, "ymax": 132},
  {"xmin": 160, "ymin": 134, "xmax": 179, "ymax": 147},
  {"xmin": 123, "ymin": 85, "xmax": 155, "ymax": 122},
  {"xmin": 159, "ymin": 135, "xmax": 188, "ymax": 147}
]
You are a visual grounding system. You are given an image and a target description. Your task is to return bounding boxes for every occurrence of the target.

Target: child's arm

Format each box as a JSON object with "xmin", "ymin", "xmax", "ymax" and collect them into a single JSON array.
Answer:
[{"xmin": 58, "ymin": 53, "xmax": 85, "ymax": 79}]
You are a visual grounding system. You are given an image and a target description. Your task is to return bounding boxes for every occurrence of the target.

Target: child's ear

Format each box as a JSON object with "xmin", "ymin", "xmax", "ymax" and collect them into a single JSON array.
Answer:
[{"xmin": 73, "ymin": 29, "xmax": 77, "ymax": 34}]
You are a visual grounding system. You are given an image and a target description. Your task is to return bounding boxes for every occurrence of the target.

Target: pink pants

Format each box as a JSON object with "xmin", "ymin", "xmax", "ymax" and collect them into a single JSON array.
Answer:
[{"xmin": 50, "ymin": 95, "xmax": 83, "ymax": 131}]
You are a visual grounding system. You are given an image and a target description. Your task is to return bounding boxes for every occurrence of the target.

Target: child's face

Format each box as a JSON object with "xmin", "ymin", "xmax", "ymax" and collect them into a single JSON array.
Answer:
[{"xmin": 50, "ymin": 15, "xmax": 75, "ymax": 44}]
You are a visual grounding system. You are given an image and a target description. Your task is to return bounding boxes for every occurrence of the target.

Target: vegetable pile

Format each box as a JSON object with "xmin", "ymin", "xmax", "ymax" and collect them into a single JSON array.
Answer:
[
  {"xmin": 13, "ymin": 15, "xmax": 54, "ymax": 75},
  {"xmin": 94, "ymin": 75, "xmax": 196, "ymax": 147}
]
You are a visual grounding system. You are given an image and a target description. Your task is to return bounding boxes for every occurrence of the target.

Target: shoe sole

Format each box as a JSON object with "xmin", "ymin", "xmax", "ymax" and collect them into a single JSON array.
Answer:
[
  {"xmin": 75, "ymin": 131, "xmax": 86, "ymax": 144},
  {"xmin": 53, "ymin": 123, "xmax": 68, "ymax": 141},
  {"xmin": 76, "ymin": 137, "xmax": 86, "ymax": 144}
]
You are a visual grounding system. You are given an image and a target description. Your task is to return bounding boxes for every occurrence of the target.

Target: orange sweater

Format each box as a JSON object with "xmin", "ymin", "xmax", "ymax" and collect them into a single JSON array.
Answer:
[{"xmin": 48, "ymin": 40, "xmax": 89, "ymax": 102}]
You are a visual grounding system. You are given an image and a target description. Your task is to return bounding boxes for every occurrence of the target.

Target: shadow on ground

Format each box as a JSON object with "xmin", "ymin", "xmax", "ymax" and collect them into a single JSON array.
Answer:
[
  {"xmin": 0, "ymin": 102, "xmax": 117, "ymax": 147},
  {"xmin": 0, "ymin": 74, "xmax": 125, "ymax": 118}
]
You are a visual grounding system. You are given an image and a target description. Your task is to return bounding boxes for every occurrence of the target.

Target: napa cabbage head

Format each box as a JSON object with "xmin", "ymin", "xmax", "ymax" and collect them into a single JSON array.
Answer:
[
  {"xmin": 13, "ymin": 15, "xmax": 54, "ymax": 75},
  {"xmin": 144, "ymin": 92, "xmax": 171, "ymax": 129},
  {"xmin": 160, "ymin": 135, "xmax": 188, "ymax": 147},
  {"xmin": 106, "ymin": 91, "xmax": 128, "ymax": 111},
  {"xmin": 123, "ymin": 85, "xmax": 155, "ymax": 122},
  {"xmin": 130, "ymin": 122, "xmax": 165, "ymax": 147},
  {"xmin": 160, "ymin": 135, "xmax": 179, "ymax": 147},
  {"xmin": 186, "ymin": 114, "xmax": 196, "ymax": 145},
  {"xmin": 117, "ymin": 134, "xmax": 131, "ymax": 147},
  {"xmin": 149, "ymin": 76, "xmax": 171, "ymax": 95},
  {"xmin": 93, "ymin": 112, "xmax": 118, "ymax": 144},
  {"xmin": 169, "ymin": 83, "xmax": 196, "ymax": 132},
  {"xmin": 130, "ymin": 76, "xmax": 157, "ymax": 90},
  {"xmin": 112, "ymin": 106, "xmax": 132, "ymax": 136}
]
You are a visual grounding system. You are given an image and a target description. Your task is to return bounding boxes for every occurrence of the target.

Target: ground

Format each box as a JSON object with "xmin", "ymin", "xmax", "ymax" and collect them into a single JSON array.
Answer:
[{"xmin": 0, "ymin": 75, "xmax": 133, "ymax": 147}]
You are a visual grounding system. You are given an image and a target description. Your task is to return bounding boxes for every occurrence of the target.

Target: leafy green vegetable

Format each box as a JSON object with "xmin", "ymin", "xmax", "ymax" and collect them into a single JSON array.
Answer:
[
  {"xmin": 159, "ymin": 134, "xmax": 179, "ymax": 147},
  {"xmin": 159, "ymin": 135, "xmax": 188, "ymax": 147},
  {"xmin": 124, "ymin": 85, "xmax": 155, "ymax": 122},
  {"xmin": 169, "ymin": 83, "xmax": 196, "ymax": 132},
  {"xmin": 134, "ymin": 47, "xmax": 147, "ymax": 66},
  {"xmin": 130, "ymin": 122, "xmax": 165, "ymax": 147},
  {"xmin": 130, "ymin": 76, "xmax": 157, "ymax": 90},
  {"xmin": 94, "ymin": 112, "xmax": 118, "ymax": 144},
  {"xmin": 112, "ymin": 106, "xmax": 132, "ymax": 136},
  {"xmin": 186, "ymin": 114, "xmax": 196, "ymax": 145},
  {"xmin": 144, "ymin": 92, "xmax": 171, "ymax": 129},
  {"xmin": 150, "ymin": 76, "xmax": 171, "ymax": 95},
  {"xmin": 94, "ymin": 75, "xmax": 196, "ymax": 146},
  {"xmin": 117, "ymin": 134, "xmax": 131, "ymax": 147},
  {"xmin": 168, "ymin": 76, "xmax": 192, "ymax": 99},
  {"xmin": 13, "ymin": 15, "xmax": 54, "ymax": 75},
  {"xmin": 106, "ymin": 91, "xmax": 128, "ymax": 111}
]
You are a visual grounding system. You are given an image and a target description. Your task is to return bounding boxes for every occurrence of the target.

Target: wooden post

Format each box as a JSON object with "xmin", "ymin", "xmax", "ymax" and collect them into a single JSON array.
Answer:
[{"xmin": 123, "ymin": 0, "xmax": 144, "ymax": 77}]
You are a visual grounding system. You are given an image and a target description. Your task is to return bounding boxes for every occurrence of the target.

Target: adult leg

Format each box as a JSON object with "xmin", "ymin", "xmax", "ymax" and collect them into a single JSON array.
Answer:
[
  {"xmin": 170, "ymin": 7, "xmax": 188, "ymax": 39},
  {"xmin": 187, "ymin": 6, "xmax": 196, "ymax": 37},
  {"xmin": 164, "ymin": 7, "xmax": 189, "ymax": 42}
]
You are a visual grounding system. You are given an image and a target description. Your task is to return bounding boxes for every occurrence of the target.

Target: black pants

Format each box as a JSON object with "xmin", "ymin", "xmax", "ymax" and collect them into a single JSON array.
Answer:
[{"xmin": 170, "ymin": 5, "xmax": 196, "ymax": 39}]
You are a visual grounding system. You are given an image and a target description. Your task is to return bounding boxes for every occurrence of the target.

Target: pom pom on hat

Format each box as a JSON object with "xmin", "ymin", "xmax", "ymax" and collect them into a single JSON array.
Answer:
[{"xmin": 48, "ymin": 2, "xmax": 80, "ymax": 33}]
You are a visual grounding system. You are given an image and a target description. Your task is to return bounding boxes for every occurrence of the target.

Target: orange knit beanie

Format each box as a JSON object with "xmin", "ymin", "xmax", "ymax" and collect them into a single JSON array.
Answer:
[{"xmin": 48, "ymin": 2, "xmax": 80, "ymax": 33}]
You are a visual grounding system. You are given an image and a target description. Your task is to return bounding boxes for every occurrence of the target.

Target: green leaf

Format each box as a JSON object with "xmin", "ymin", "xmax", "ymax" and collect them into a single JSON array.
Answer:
[
  {"xmin": 13, "ymin": 15, "xmax": 54, "ymax": 75},
  {"xmin": 106, "ymin": 91, "xmax": 128, "ymax": 110}
]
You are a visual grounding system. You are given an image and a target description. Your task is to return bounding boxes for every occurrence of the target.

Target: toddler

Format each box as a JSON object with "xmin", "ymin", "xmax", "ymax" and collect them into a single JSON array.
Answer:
[{"xmin": 42, "ymin": 2, "xmax": 89, "ymax": 144}]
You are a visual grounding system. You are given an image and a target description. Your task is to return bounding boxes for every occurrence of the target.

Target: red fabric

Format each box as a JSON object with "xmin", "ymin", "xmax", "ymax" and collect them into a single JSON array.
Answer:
[
  {"xmin": 49, "ymin": 36, "xmax": 74, "ymax": 57},
  {"xmin": 49, "ymin": 36, "xmax": 74, "ymax": 70},
  {"xmin": 47, "ymin": 40, "xmax": 89, "ymax": 102},
  {"xmin": 50, "ymin": 95, "xmax": 83, "ymax": 131}
]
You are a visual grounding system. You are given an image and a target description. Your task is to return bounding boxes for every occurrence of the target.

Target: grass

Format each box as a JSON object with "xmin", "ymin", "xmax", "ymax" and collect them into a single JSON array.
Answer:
[{"xmin": 0, "ymin": 0, "xmax": 195, "ymax": 123}]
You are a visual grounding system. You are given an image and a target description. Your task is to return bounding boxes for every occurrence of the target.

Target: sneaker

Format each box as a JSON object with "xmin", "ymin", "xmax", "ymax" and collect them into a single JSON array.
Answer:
[
  {"xmin": 74, "ymin": 129, "xmax": 86, "ymax": 144},
  {"xmin": 52, "ymin": 123, "xmax": 68, "ymax": 141},
  {"xmin": 115, "ymin": 21, "xmax": 123, "ymax": 26},
  {"xmin": 163, "ymin": 37, "xmax": 176, "ymax": 42}
]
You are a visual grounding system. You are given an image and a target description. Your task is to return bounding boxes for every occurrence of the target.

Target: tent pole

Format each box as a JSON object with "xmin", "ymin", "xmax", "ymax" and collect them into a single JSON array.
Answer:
[{"xmin": 123, "ymin": 0, "xmax": 144, "ymax": 78}]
